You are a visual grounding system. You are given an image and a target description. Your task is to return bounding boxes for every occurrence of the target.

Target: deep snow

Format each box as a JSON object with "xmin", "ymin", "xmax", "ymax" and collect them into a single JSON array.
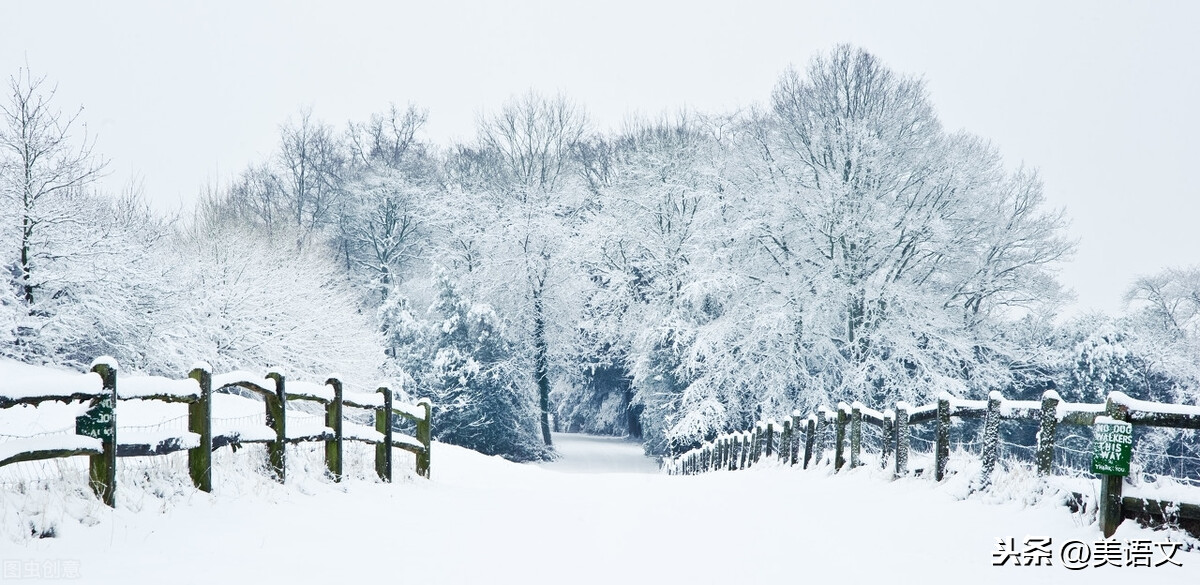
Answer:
[{"xmin": 3, "ymin": 432, "xmax": 1198, "ymax": 584}]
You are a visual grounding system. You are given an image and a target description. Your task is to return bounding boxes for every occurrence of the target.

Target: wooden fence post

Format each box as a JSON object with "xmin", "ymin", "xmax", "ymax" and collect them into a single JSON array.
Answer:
[
  {"xmin": 324, "ymin": 377, "xmax": 344, "ymax": 481},
  {"xmin": 739, "ymin": 431, "xmax": 750, "ymax": 470},
  {"xmin": 790, "ymin": 411, "xmax": 802, "ymax": 465},
  {"xmin": 835, "ymin": 404, "xmax": 848, "ymax": 471},
  {"xmin": 779, "ymin": 420, "xmax": 791, "ymax": 462},
  {"xmin": 758, "ymin": 423, "xmax": 767, "ymax": 463},
  {"xmin": 265, "ymin": 372, "xmax": 287, "ymax": 483},
  {"xmin": 1035, "ymin": 390, "xmax": 1060, "ymax": 476},
  {"xmin": 979, "ymin": 391, "xmax": 1002, "ymax": 489},
  {"xmin": 1100, "ymin": 393, "xmax": 1129, "ymax": 537},
  {"xmin": 935, "ymin": 396, "xmax": 951, "ymax": 481},
  {"xmin": 750, "ymin": 425, "xmax": 760, "ymax": 465},
  {"xmin": 881, "ymin": 410, "xmax": 895, "ymax": 470},
  {"xmin": 764, "ymin": 421, "xmax": 775, "ymax": 459},
  {"xmin": 803, "ymin": 416, "xmax": 816, "ymax": 469},
  {"xmin": 416, "ymin": 397, "xmax": 432, "ymax": 478},
  {"xmin": 88, "ymin": 360, "xmax": 118, "ymax": 507},
  {"xmin": 375, "ymin": 387, "xmax": 393, "ymax": 482},
  {"xmin": 895, "ymin": 402, "xmax": 909, "ymax": 478},
  {"xmin": 813, "ymin": 408, "xmax": 828, "ymax": 466},
  {"xmin": 752, "ymin": 426, "xmax": 759, "ymax": 464},
  {"xmin": 850, "ymin": 403, "xmax": 862, "ymax": 469},
  {"xmin": 188, "ymin": 365, "xmax": 213, "ymax": 492}
]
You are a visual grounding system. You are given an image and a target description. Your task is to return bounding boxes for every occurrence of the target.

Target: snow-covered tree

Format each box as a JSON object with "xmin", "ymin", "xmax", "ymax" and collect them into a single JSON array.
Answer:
[
  {"xmin": 381, "ymin": 274, "xmax": 549, "ymax": 461},
  {"xmin": 169, "ymin": 207, "xmax": 384, "ymax": 381},
  {"xmin": 218, "ymin": 109, "xmax": 348, "ymax": 250},
  {"xmin": 441, "ymin": 91, "xmax": 591, "ymax": 447},
  {"xmin": 567, "ymin": 46, "xmax": 1076, "ymax": 455},
  {"xmin": 0, "ymin": 68, "xmax": 106, "ymax": 355},
  {"xmin": 336, "ymin": 105, "xmax": 438, "ymax": 302}
]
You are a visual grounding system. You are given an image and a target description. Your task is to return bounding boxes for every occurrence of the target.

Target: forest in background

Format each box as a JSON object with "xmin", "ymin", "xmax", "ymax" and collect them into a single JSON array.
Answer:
[{"xmin": 2, "ymin": 45, "xmax": 1198, "ymax": 461}]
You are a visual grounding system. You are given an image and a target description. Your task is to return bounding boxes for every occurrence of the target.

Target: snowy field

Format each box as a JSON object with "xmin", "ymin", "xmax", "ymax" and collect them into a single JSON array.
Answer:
[{"xmin": 2, "ymin": 432, "xmax": 1197, "ymax": 584}]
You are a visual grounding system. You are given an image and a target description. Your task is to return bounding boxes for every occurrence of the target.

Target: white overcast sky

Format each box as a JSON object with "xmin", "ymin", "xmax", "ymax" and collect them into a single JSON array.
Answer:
[{"xmin": 2, "ymin": 1, "xmax": 1197, "ymax": 316}]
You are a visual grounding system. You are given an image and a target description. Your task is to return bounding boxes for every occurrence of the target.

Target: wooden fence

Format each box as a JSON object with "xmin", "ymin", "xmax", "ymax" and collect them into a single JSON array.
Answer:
[
  {"xmin": 667, "ymin": 389, "xmax": 1200, "ymax": 537},
  {"xmin": 0, "ymin": 358, "xmax": 432, "ymax": 507}
]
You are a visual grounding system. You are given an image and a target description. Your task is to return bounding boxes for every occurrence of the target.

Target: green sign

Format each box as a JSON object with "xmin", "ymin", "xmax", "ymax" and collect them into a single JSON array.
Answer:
[
  {"xmin": 1091, "ymin": 418, "xmax": 1132, "ymax": 476},
  {"xmin": 76, "ymin": 395, "xmax": 114, "ymax": 441}
]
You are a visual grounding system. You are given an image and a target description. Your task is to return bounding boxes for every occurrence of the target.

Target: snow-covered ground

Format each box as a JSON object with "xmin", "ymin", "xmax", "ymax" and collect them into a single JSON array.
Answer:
[{"xmin": 3, "ymin": 431, "xmax": 1198, "ymax": 584}]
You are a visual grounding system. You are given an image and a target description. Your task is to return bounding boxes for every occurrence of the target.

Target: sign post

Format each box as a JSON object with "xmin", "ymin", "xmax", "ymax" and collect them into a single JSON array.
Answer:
[
  {"xmin": 1092, "ymin": 416, "xmax": 1132, "ymax": 537},
  {"xmin": 79, "ymin": 361, "xmax": 118, "ymax": 506}
]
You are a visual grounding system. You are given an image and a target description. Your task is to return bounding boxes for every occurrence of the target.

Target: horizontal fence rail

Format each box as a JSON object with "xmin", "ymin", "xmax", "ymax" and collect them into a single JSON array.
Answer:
[
  {"xmin": 0, "ymin": 357, "xmax": 433, "ymax": 507},
  {"xmin": 666, "ymin": 390, "xmax": 1200, "ymax": 536}
]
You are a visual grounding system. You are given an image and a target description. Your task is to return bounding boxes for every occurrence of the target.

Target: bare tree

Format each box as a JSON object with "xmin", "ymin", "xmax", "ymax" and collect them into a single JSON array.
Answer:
[
  {"xmin": 479, "ymin": 91, "xmax": 586, "ymax": 195},
  {"xmin": 0, "ymin": 68, "xmax": 105, "ymax": 306},
  {"xmin": 347, "ymin": 103, "xmax": 428, "ymax": 169},
  {"xmin": 277, "ymin": 109, "xmax": 346, "ymax": 245},
  {"xmin": 338, "ymin": 170, "xmax": 428, "ymax": 297},
  {"xmin": 337, "ymin": 104, "xmax": 438, "ymax": 298},
  {"xmin": 1125, "ymin": 266, "xmax": 1200, "ymax": 339},
  {"xmin": 474, "ymin": 91, "xmax": 588, "ymax": 446}
]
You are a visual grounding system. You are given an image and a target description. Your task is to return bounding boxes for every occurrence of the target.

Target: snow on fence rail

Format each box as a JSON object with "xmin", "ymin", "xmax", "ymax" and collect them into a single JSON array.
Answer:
[
  {"xmin": 666, "ymin": 389, "xmax": 1200, "ymax": 537},
  {"xmin": 0, "ymin": 357, "xmax": 432, "ymax": 507}
]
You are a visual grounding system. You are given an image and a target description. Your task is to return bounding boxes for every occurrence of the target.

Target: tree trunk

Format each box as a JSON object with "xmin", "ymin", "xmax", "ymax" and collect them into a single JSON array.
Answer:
[
  {"xmin": 20, "ymin": 218, "xmax": 33, "ymax": 304},
  {"xmin": 622, "ymin": 379, "xmax": 643, "ymax": 439},
  {"xmin": 533, "ymin": 292, "xmax": 552, "ymax": 446},
  {"xmin": 21, "ymin": 168, "xmax": 34, "ymax": 305}
]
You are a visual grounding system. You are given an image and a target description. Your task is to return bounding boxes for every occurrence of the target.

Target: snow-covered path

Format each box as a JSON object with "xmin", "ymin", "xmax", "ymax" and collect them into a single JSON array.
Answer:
[
  {"xmin": 535, "ymin": 432, "xmax": 660, "ymax": 474},
  {"xmin": 10, "ymin": 436, "xmax": 1200, "ymax": 584}
]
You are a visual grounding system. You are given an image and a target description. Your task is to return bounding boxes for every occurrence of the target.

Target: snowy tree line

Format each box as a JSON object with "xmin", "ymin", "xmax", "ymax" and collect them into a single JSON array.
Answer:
[{"xmin": 2, "ymin": 46, "xmax": 1198, "ymax": 461}]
